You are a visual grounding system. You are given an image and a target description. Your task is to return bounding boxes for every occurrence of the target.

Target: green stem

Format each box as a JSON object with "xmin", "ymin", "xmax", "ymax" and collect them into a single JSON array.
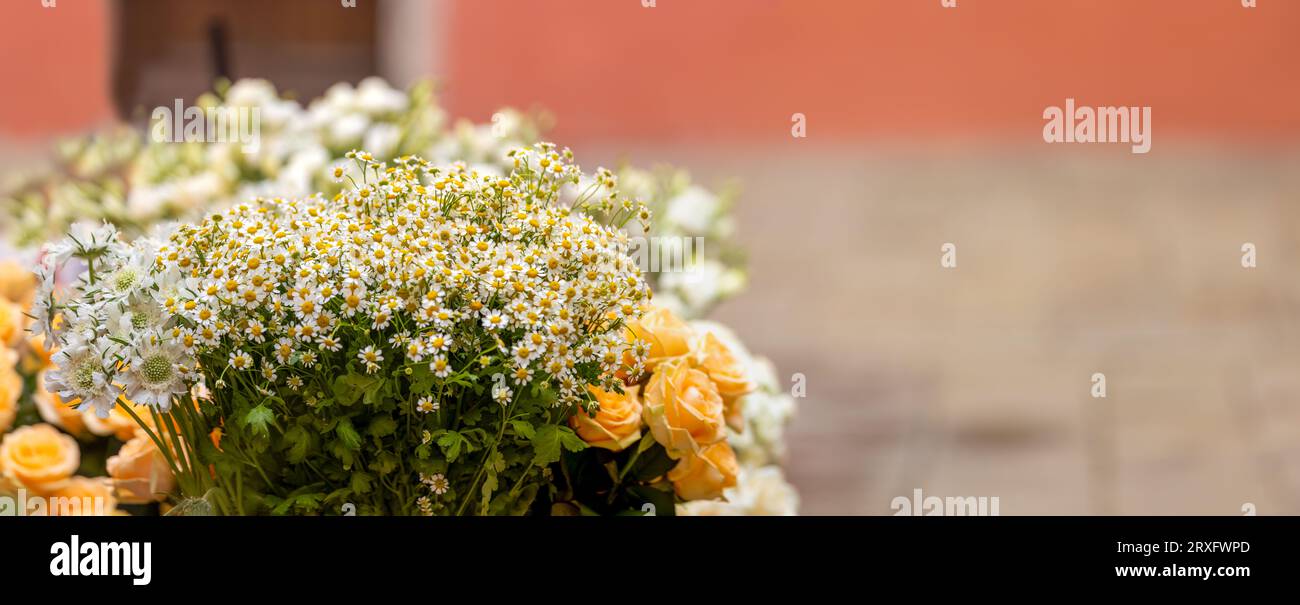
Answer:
[{"xmin": 456, "ymin": 395, "xmax": 515, "ymax": 516}]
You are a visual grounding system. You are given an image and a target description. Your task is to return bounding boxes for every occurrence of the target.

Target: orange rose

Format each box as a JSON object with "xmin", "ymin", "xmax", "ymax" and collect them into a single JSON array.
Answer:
[
  {"xmin": 0, "ymin": 297, "xmax": 23, "ymax": 348},
  {"xmin": 41, "ymin": 476, "xmax": 118, "ymax": 516},
  {"xmin": 0, "ymin": 261, "xmax": 36, "ymax": 307},
  {"xmin": 22, "ymin": 333, "xmax": 55, "ymax": 373},
  {"xmin": 625, "ymin": 305, "xmax": 694, "ymax": 371},
  {"xmin": 0, "ymin": 423, "xmax": 80, "ymax": 495},
  {"xmin": 107, "ymin": 434, "xmax": 176, "ymax": 503},
  {"xmin": 570, "ymin": 385, "xmax": 643, "ymax": 452},
  {"xmin": 0, "ymin": 349, "xmax": 19, "ymax": 435},
  {"xmin": 643, "ymin": 359, "xmax": 725, "ymax": 459},
  {"xmin": 33, "ymin": 379, "xmax": 88, "ymax": 438},
  {"xmin": 668, "ymin": 441, "xmax": 739, "ymax": 501},
  {"xmin": 695, "ymin": 332, "xmax": 753, "ymax": 431},
  {"xmin": 84, "ymin": 399, "xmax": 145, "ymax": 441}
]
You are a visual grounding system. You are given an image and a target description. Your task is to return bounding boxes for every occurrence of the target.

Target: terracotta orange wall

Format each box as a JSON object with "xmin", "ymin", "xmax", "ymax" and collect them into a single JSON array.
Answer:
[
  {"xmin": 1, "ymin": 1, "xmax": 1296, "ymax": 145},
  {"xmin": 442, "ymin": 0, "xmax": 1300, "ymax": 145},
  {"xmin": 0, "ymin": 0, "xmax": 114, "ymax": 138}
]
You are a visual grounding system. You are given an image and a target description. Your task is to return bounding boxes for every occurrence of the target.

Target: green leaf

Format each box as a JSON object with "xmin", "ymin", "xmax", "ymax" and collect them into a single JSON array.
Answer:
[
  {"xmin": 631, "ymin": 442, "xmax": 675, "ymax": 482},
  {"xmin": 491, "ymin": 483, "xmax": 539, "ymax": 516},
  {"xmin": 294, "ymin": 493, "xmax": 323, "ymax": 513},
  {"xmin": 316, "ymin": 416, "xmax": 341, "ymax": 434},
  {"xmin": 283, "ymin": 424, "xmax": 313, "ymax": 463},
  {"xmin": 323, "ymin": 487, "xmax": 353, "ymax": 506},
  {"xmin": 362, "ymin": 377, "xmax": 387, "ymax": 406},
  {"xmin": 409, "ymin": 364, "xmax": 435, "ymax": 394},
  {"xmin": 411, "ymin": 457, "xmax": 447, "ymax": 476},
  {"xmin": 330, "ymin": 441, "xmax": 355, "ymax": 469},
  {"xmin": 534, "ymin": 386, "xmax": 558, "ymax": 408},
  {"xmin": 460, "ymin": 406, "xmax": 484, "ymax": 426},
  {"xmin": 531, "ymin": 424, "xmax": 585, "ymax": 467},
  {"xmin": 367, "ymin": 416, "xmax": 398, "ymax": 439},
  {"xmin": 369, "ymin": 451, "xmax": 399, "ymax": 476},
  {"xmin": 350, "ymin": 471, "xmax": 374, "ymax": 495},
  {"xmin": 437, "ymin": 430, "xmax": 467, "ymax": 462},
  {"xmin": 272, "ymin": 492, "xmax": 324, "ymax": 515},
  {"xmin": 243, "ymin": 405, "xmax": 276, "ymax": 438},
  {"xmin": 509, "ymin": 419, "xmax": 536, "ymax": 440},
  {"xmin": 559, "ymin": 427, "xmax": 587, "ymax": 454},
  {"xmin": 479, "ymin": 456, "xmax": 501, "ymax": 516},
  {"xmin": 628, "ymin": 484, "xmax": 676, "ymax": 517},
  {"xmin": 333, "ymin": 372, "xmax": 377, "ymax": 406},
  {"xmin": 335, "ymin": 417, "xmax": 363, "ymax": 451},
  {"xmin": 635, "ymin": 431, "xmax": 658, "ymax": 454},
  {"xmin": 530, "ymin": 425, "xmax": 562, "ymax": 467}
]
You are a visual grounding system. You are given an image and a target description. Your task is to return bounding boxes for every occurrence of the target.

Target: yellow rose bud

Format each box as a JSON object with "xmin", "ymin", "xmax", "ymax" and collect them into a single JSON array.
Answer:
[
  {"xmin": 695, "ymin": 332, "xmax": 753, "ymax": 432},
  {"xmin": 668, "ymin": 441, "xmax": 739, "ymax": 501},
  {"xmin": 0, "ymin": 349, "xmax": 19, "ymax": 435},
  {"xmin": 33, "ymin": 378, "xmax": 87, "ymax": 438},
  {"xmin": 643, "ymin": 359, "xmax": 725, "ymax": 459},
  {"xmin": 0, "ymin": 262, "xmax": 36, "ymax": 307},
  {"xmin": 84, "ymin": 400, "xmax": 145, "ymax": 442},
  {"xmin": 570, "ymin": 385, "xmax": 642, "ymax": 452},
  {"xmin": 41, "ymin": 476, "xmax": 119, "ymax": 516},
  {"xmin": 107, "ymin": 434, "xmax": 176, "ymax": 504},
  {"xmin": 0, "ymin": 298, "xmax": 23, "ymax": 348},
  {"xmin": 0, "ymin": 423, "xmax": 80, "ymax": 495},
  {"xmin": 624, "ymin": 305, "xmax": 694, "ymax": 371},
  {"xmin": 21, "ymin": 333, "xmax": 55, "ymax": 373}
]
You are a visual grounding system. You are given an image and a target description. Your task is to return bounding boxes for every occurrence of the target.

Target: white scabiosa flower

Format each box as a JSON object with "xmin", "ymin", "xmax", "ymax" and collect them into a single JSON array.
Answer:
[
  {"xmin": 46, "ymin": 341, "xmax": 118, "ymax": 418},
  {"xmin": 106, "ymin": 294, "xmax": 163, "ymax": 339},
  {"xmin": 54, "ymin": 220, "xmax": 118, "ymax": 264},
  {"xmin": 119, "ymin": 334, "xmax": 190, "ymax": 411}
]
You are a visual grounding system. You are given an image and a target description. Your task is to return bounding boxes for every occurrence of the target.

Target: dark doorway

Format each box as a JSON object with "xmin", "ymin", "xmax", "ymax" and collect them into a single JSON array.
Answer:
[{"xmin": 112, "ymin": 0, "xmax": 377, "ymax": 120}]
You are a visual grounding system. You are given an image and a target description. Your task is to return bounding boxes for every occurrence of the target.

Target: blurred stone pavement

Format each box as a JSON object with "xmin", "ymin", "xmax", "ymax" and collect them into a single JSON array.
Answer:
[{"xmin": 589, "ymin": 144, "xmax": 1300, "ymax": 515}]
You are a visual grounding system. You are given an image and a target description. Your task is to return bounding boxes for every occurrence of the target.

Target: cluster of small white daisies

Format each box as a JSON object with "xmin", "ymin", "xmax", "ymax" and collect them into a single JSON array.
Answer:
[{"xmin": 36, "ymin": 143, "xmax": 655, "ymax": 419}]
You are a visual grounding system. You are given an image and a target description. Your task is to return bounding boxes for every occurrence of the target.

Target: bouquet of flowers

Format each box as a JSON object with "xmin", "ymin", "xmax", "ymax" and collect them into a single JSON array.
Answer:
[
  {"xmin": 31, "ymin": 144, "xmax": 774, "ymax": 515},
  {"xmin": 3, "ymin": 78, "xmax": 799, "ymax": 515}
]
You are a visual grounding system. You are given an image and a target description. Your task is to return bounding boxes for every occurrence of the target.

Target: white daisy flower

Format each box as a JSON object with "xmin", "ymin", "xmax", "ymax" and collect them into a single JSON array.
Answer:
[
  {"xmin": 229, "ymin": 349, "xmax": 253, "ymax": 371},
  {"xmin": 415, "ymin": 396, "xmax": 438, "ymax": 413},
  {"xmin": 358, "ymin": 345, "xmax": 383, "ymax": 374}
]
